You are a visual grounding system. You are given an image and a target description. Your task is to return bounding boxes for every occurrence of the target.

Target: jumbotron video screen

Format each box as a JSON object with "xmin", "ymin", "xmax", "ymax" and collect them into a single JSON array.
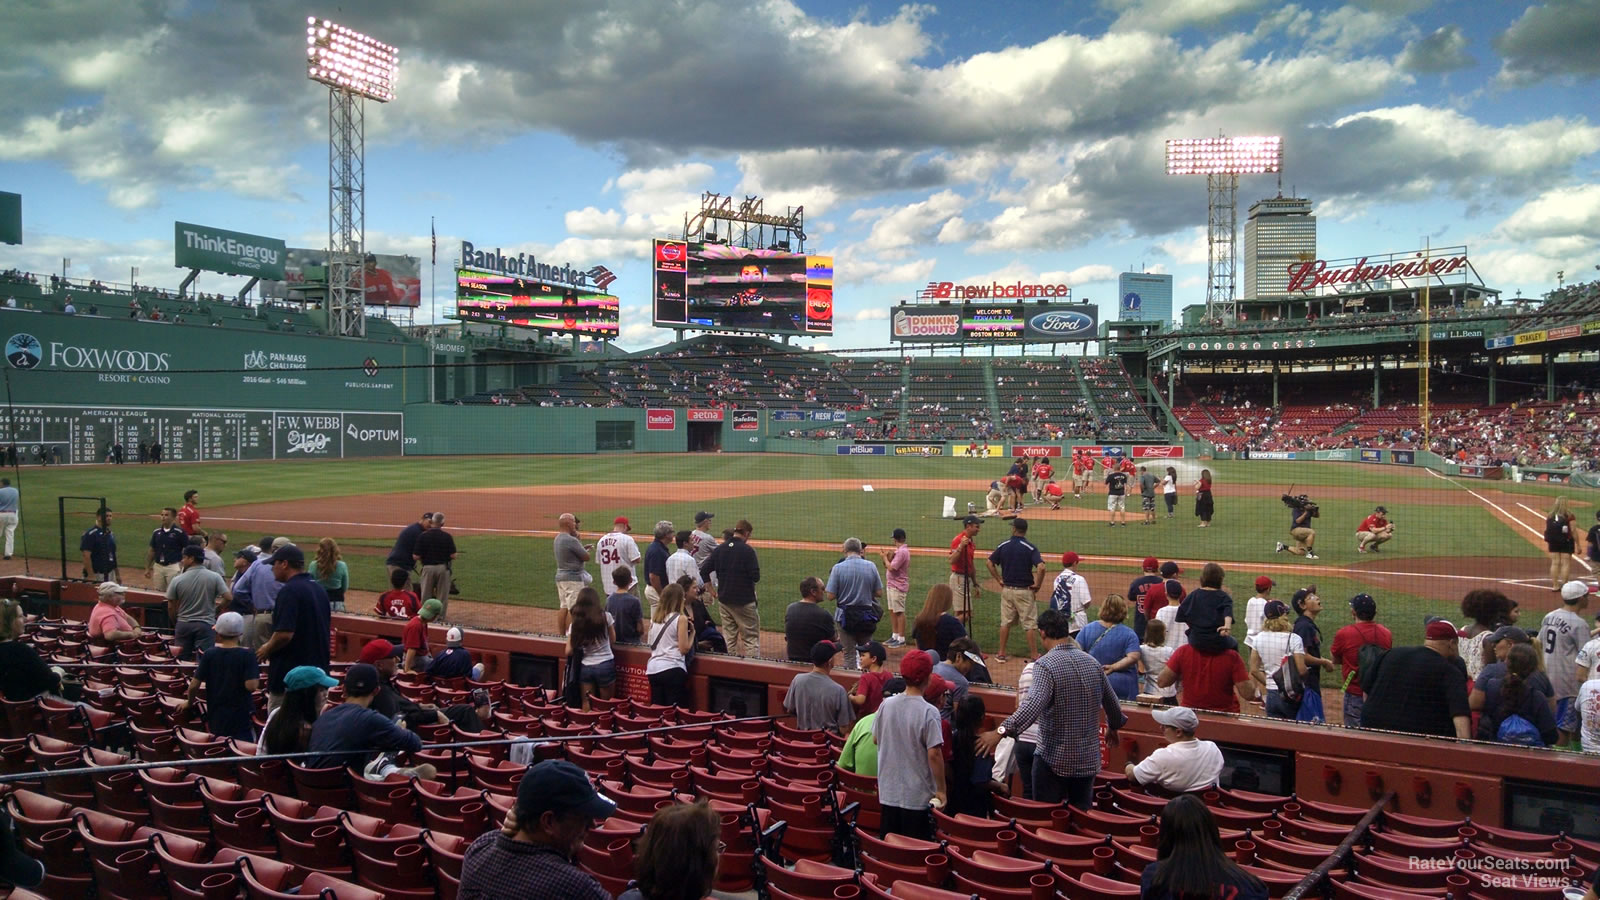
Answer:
[
  {"xmin": 653, "ymin": 239, "xmax": 833, "ymax": 335},
  {"xmin": 454, "ymin": 269, "xmax": 620, "ymax": 338}
]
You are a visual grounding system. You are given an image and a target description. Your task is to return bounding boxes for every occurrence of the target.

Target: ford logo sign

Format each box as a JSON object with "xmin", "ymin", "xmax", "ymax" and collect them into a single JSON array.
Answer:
[{"xmin": 1028, "ymin": 310, "xmax": 1092, "ymax": 336}]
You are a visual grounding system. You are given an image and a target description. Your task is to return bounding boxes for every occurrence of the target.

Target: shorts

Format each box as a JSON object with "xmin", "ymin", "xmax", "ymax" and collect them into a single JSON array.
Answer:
[
  {"xmin": 581, "ymin": 658, "xmax": 617, "ymax": 688},
  {"xmin": 886, "ymin": 586, "xmax": 908, "ymax": 614},
  {"xmin": 1556, "ymin": 697, "xmax": 1578, "ymax": 732},
  {"xmin": 947, "ymin": 573, "xmax": 976, "ymax": 615},
  {"xmin": 1290, "ymin": 527, "xmax": 1314, "ymax": 545},
  {"xmin": 1141, "ymin": 496, "xmax": 1156, "ymax": 511},
  {"xmin": 1000, "ymin": 586, "xmax": 1037, "ymax": 630},
  {"xmin": 1107, "ymin": 495, "xmax": 1126, "ymax": 512},
  {"xmin": 556, "ymin": 581, "xmax": 583, "ymax": 610}
]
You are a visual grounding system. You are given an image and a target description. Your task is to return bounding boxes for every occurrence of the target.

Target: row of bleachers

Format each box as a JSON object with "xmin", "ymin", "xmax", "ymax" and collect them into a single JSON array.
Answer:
[
  {"xmin": 4, "ymin": 608, "xmax": 1599, "ymax": 900},
  {"xmin": 1077, "ymin": 358, "xmax": 1164, "ymax": 440},
  {"xmin": 990, "ymin": 361, "xmax": 1096, "ymax": 440},
  {"xmin": 902, "ymin": 358, "xmax": 994, "ymax": 440}
]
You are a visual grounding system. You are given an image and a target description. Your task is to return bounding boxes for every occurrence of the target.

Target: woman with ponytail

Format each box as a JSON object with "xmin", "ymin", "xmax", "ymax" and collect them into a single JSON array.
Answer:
[{"xmin": 1477, "ymin": 643, "xmax": 1558, "ymax": 747}]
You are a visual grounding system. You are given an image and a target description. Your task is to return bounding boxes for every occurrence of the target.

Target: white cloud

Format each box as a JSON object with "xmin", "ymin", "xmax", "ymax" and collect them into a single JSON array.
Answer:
[
  {"xmin": 853, "ymin": 307, "xmax": 889, "ymax": 321},
  {"xmin": 1498, "ymin": 184, "xmax": 1600, "ymax": 241},
  {"xmin": 1106, "ymin": 0, "xmax": 1271, "ymax": 34},
  {"xmin": 1156, "ymin": 228, "xmax": 1210, "ymax": 265},
  {"xmin": 851, "ymin": 190, "xmax": 968, "ymax": 254}
]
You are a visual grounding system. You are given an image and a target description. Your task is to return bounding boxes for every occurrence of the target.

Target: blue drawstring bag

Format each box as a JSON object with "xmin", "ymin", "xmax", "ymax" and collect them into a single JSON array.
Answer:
[{"xmin": 1295, "ymin": 688, "xmax": 1325, "ymax": 724}]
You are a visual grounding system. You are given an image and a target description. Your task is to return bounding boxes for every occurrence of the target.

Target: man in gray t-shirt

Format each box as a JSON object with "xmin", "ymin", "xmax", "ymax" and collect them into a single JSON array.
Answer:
[
  {"xmin": 167, "ymin": 545, "xmax": 232, "ymax": 660},
  {"xmin": 872, "ymin": 650, "xmax": 945, "ymax": 840},
  {"xmin": 553, "ymin": 512, "xmax": 591, "ymax": 636},
  {"xmin": 783, "ymin": 641, "xmax": 855, "ymax": 733}
]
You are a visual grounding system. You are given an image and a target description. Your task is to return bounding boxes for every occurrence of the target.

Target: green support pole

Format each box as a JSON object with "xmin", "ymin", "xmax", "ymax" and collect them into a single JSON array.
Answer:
[
  {"xmin": 1373, "ymin": 356, "xmax": 1381, "ymax": 407},
  {"xmin": 1272, "ymin": 362, "xmax": 1280, "ymax": 408},
  {"xmin": 1488, "ymin": 356, "xmax": 1497, "ymax": 405},
  {"xmin": 1547, "ymin": 353, "xmax": 1556, "ymax": 402}
]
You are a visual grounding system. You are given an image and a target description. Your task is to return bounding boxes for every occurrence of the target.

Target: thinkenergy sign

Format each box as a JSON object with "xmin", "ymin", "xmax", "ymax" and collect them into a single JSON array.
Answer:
[{"xmin": 174, "ymin": 222, "xmax": 286, "ymax": 280}]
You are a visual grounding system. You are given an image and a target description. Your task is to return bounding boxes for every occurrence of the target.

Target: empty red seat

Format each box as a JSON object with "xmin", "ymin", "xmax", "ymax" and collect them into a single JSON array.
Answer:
[
  {"xmin": 860, "ymin": 872, "xmax": 975, "ymax": 899},
  {"xmin": 467, "ymin": 755, "xmax": 526, "ymax": 795},
  {"xmin": 152, "ymin": 833, "xmax": 246, "ymax": 900},
  {"xmin": 991, "ymin": 793, "xmax": 1065, "ymax": 830},
  {"xmin": 237, "ymin": 853, "xmax": 384, "ymax": 900},
  {"xmin": 339, "ymin": 811, "xmax": 433, "ymax": 899},
  {"xmin": 347, "ymin": 773, "xmax": 420, "ymax": 824},
  {"xmin": 933, "ymin": 808, "xmax": 1018, "ymax": 855},
  {"xmin": 287, "ymin": 760, "xmax": 353, "ymax": 809},
  {"xmin": 198, "ymin": 779, "xmax": 274, "ymax": 854},
  {"xmin": 74, "ymin": 808, "xmax": 162, "ymax": 900},
  {"xmin": 415, "ymin": 780, "xmax": 492, "ymax": 837},
  {"xmin": 948, "ymin": 845, "xmax": 1055, "ymax": 899},
  {"xmin": 760, "ymin": 855, "xmax": 857, "ymax": 897}
]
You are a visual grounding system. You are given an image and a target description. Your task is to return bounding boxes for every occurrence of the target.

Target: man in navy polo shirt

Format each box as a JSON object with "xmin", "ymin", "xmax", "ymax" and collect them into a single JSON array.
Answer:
[
  {"xmin": 256, "ymin": 544, "xmax": 331, "ymax": 710},
  {"xmin": 145, "ymin": 507, "xmax": 188, "ymax": 590},
  {"xmin": 79, "ymin": 507, "xmax": 119, "ymax": 583},
  {"xmin": 987, "ymin": 517, "xmax": 1045, "ymax": 662},
  {"xmin": 642, "ymin": 520, "xmax": 673, "ymax": 618}
]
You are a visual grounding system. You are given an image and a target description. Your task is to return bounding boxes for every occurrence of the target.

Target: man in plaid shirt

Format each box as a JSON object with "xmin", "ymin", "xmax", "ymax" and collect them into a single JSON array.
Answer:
[{"xmin": 979, "ymin": 608, "xmax": 1125, "ymax": 809}]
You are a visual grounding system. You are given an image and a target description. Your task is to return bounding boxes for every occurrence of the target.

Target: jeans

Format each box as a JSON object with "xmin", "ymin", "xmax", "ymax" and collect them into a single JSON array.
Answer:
[
  {"xmin": 1343, "ymin": 693, "xmax": 1364, "ymax": 728},
  {"xmin": 1015, "ymin": 741, "xmax": 1037, "ymax": 800},
  {"xmin": 1031, "ymin": 756, "xmax": 1096, "ymax": 810},
  {"xmin": 1265, "ymin": 690, "xmax": 1300, "ymax": 719},
  {"xmin": 173, "ymin": 620, "xmax": 215, "ymax": 661}
]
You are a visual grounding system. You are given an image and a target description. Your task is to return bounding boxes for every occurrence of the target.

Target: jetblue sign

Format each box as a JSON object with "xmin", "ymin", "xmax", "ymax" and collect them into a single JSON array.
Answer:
[
  {"xmin": 837, "ymin": 444, "xmax": 886, "ymax": 455},
  {"xmin": 1025, "ymin": 306, "xmax": 1097, "ymax": 341}
]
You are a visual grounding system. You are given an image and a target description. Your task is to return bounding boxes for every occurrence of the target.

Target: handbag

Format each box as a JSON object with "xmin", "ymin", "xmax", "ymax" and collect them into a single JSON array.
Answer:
[
  {"xmin": 561, "ymin": 650, "xmax": 585, "ymax": 708},
  {"xmin": 1272, "ymin": 652, "xmax": 1304, "ymax": 704}
]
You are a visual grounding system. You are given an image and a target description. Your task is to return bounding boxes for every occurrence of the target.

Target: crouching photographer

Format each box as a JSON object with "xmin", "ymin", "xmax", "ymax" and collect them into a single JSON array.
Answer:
[{"xmin": 1275, "ymin": 494, "xmax": 1320, "ymax": 560}]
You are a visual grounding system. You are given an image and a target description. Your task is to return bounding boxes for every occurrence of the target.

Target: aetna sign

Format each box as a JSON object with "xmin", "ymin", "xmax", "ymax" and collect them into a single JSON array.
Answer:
[
  {"xmin": 1285, "ymin": 256, "xmax": 1468, "ymax": 293},
  {"xmin": 923, "ymin": 281, "xmax": 1072, "ymax": 300}
]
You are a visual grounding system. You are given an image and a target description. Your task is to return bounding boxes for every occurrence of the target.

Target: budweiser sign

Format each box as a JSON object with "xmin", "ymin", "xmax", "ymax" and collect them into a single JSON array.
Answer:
[{"xmin": 1284, "ymin": 255, "xmax": 1468, "ymax": 293}]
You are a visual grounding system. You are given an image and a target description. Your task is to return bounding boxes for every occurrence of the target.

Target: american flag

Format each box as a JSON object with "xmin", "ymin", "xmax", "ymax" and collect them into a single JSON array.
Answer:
[
  {"xmin": 586, "ymin": 265, "xmax": 617, "ymax": 290},
  {"xmin": 430, "ymin": 217, "xmax": 436, "ymax": 267}
]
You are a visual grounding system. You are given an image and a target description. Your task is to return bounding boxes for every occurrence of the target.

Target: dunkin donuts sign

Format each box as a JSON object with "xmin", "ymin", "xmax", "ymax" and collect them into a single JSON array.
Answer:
[{"xmin": 645, "ymin": 409, "xmax": 676, "ymax": 430}]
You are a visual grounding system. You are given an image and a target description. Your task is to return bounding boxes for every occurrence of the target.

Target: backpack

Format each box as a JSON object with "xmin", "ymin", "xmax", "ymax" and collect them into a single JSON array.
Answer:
[
  {"xmin": 1273, "ymin": 651, "xmax": 1304, "ymax": 703},
  {"xmin": 1050, "ymin": 575, "xmax": 1072, "ymax": 614},
  {"xmin": 1355, "ymin": 641, "xmax": 1387, "ymax": 692},
  {"xmin": 1496, "ymin": 714, "xmax": 1544, "ymax": 747},
  {"xmin": 1545, "ymin": 515, "xmax": 1567, "ymax": 543}
]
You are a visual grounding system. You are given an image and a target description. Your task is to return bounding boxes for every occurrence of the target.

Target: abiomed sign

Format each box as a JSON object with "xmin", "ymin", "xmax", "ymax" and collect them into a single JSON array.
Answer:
[{"xmin": 174, "ymin": 222, "xmax": 286, "ymax": 280}]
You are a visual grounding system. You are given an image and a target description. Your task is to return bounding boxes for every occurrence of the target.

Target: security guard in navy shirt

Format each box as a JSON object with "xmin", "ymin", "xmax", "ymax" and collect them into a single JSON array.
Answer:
[
  {"xmin": 146, "ymin": 507, "xmax": 188, "ymax": 591},
  {"xmin": 79, "ymin": 507, "xmax": 119, "ymax": 583}
]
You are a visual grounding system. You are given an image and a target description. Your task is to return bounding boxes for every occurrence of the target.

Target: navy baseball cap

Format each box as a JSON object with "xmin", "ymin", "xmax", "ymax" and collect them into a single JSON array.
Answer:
[
  {"xmin": 517, "ymin": 760, "xmax": 617, "ymax": 821},
  {"xmin": 343, "ymin": 663, "xmax": 380, "ymax": 697},
  {"xmin": 182, "ymin": 545, "xmax": 205, "ymax": 561},
  {"xmin": 269, "ymin": 544, "xmax": 305, "ymax": 566}
]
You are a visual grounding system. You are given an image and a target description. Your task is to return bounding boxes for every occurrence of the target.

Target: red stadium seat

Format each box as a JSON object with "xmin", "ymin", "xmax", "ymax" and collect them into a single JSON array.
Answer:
[
  {"xmin": 198, "ymin": 780, "xmax": 274, "ymax": 854},
  {"xmin": 346, "ymin": 773, "xmax": 420, "ymax": 825},
  {"xmin": 415, "ymin": 780, "xmax": 493, "ymax": 837},
  {"xmin": 991, "ymin": 793, "xmax": 1067, "ymax": 831},
  {"xmin": 860, "ymin": 872, "xmax": 976, "ymax": 899},
  {"xmin": 237, "ymin": 853, "xmax": 384, "ymax": 900},
  {"xmin": 946, "ymin": 845, "xmax": 1054, "ymax": 899},
  {"xmin": 287, "ymin": 760, "xmax": 353, "ymax": 809},
  {"xmin": 72, "ymin": 809, "xmax": 162, "ymax": 900},
  {"xmin": 152, "ymin": 834, "xmax": 247, "ymax": 900},
  {"xmin": 1014, "ymin": 825, "xmax": 1105, "ymax": 870},
  {"xmin": 760, "ymin": 855, "xmax": 857, "ymax": 897},
  {"xmin": 339, "ymin": 812, "xmax": 433, "ymax": 899},
  {"xmin": 933, "ymin": 809, "xmax": 1018, "ymax": 855}
]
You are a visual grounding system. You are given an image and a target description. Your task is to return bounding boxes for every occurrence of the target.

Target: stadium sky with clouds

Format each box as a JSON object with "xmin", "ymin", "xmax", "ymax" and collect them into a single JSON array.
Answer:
[{"xmin": 2, "ymin": 0, "xmax": 1596, "ymax": 351}]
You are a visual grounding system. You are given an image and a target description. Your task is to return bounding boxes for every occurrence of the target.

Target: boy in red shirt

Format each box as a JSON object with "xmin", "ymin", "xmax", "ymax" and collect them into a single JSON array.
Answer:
[
  {"xmin": 375, "ymin": 568, "xmax": 422, "ymax": 618},
  {"xmin": 403, "ymin": 598, "xmax": 441, "ymax": 672},
  {"xmin": 178, "ymin": 490, "xmax": 201, "ymax": 536},
  {"xmin": 1158, "ymin": 643, "xmax": 1257, "ymax": 713}
]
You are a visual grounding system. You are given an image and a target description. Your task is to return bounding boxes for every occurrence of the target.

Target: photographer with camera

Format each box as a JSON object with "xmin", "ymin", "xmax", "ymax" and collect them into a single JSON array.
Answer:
[{"xmin": 1275, "ymin": 495, "xmax": 1320, "ymax": 560}]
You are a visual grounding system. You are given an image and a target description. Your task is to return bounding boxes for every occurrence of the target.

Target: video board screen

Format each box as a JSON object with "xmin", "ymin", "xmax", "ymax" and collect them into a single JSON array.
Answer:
[
  {"xmin": 890, "ymin": 303, "xmax": 1098, "ymax": 343},
  {"xmin": 454, "ymin": 269, "xmax": 619, "ymax": 338},
  {"xmin": 653, "ymin": 239, "xmax": 832, "ymax": 335}
]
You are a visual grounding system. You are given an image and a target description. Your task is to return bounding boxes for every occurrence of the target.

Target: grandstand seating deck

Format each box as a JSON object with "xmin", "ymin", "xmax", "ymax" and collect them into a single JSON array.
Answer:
[
  {"xmin": 989, "ymin": 361, "xmax": 1094, "ymax": 440},
  {"xmin": 1077, "ymin": 358, "xmax": 1164, "ymax": 440},
  {"xmin": 3, "ymin": 610, "xmax": 1596, "ymax": 900},
  {"xmin": 901, "ymin": 358, "xmax": 994, "ymax": 441}
]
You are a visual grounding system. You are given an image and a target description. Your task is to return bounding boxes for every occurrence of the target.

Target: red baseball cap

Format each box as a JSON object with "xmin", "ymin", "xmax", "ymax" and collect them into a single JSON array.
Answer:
[
  {"xmin": 1255, "ymin": 576, "xmax": 1274, "ymax": 591},
  {"xmin": 358, "ymin": 638, "xmax": 401, "ymax": 665},
  {"xmin": 1061, "ymin": 551, "xmax": 1081, "ymax": 567},
  {"xmin": 1142, "ymin": 556, "xmax": 1159, "ymax": 571},
  {"xmin": 924, "ymin": 672, "xmax": 950, "ymax": 706},
  {"xmin": 613, "ymin": 516, "xmax": 630, "ymax": 527},
  {"xmin": 1424, "ymin": 619, "xmax": 1460, "ymax": 641},
  {"xmin": 899, "ymin": 648, "xmax": 933, "ymax": 684}
]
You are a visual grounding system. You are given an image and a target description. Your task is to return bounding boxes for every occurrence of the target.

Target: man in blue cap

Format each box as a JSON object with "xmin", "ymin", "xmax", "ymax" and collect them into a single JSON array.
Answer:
[
  {"xmin": 458, "ymin": 759, "xmax": 617, "ymax": 899},
  {"xmin": 255, "ymin": 543, "xmax": 331, "ymax": 710}
]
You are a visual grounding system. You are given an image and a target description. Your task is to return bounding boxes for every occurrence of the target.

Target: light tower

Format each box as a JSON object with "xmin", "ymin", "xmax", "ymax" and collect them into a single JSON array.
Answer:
[
  {"xmin": 306, "ymin": 17, "xmax": 398, "ymax": 338},
  {"xmin": 1165, "ymin": 136, "xmax": 1281, "ymax": 323}
]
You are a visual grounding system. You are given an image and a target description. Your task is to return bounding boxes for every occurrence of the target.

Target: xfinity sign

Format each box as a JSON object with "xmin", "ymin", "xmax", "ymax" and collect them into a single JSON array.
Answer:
[
  {"xmin": 460, "ymin": 241, "xmax": 599, "ymax": 288},
  {"xmin": 174, "ymin": 222, "xmax": 286, "ymax": 280}
]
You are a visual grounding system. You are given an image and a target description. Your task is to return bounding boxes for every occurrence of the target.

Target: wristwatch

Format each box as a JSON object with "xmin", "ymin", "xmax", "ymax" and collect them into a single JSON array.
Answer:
[{"xmin": 996, "ymin": 724, "xmax": 1010, "ymax": 738}]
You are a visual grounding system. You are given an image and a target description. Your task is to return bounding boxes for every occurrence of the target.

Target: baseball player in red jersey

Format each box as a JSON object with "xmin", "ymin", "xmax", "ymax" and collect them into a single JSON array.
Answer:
[
  {"xmin": 1072, "ymin": 452, "xmax": 1091, "ymax": 498},
  {"xmin": 1031, "ymin": 460, "xmax": 1054, "ymax": 502}
]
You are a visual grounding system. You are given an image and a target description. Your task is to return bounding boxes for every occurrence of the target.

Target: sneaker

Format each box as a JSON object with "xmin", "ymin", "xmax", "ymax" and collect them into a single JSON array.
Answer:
[
  {"xmin": 1306, "ymin": 552, "xmax": 1319, "ymax": 560},
  {"xmin": 1357, "ymin": 546, "xmax": 1367, "ymax": 553},
  {"xmin": 884, "ymin": 636, "xmax": 905, "ymax": 648},
  {"xmin": 1275, "ymin": 542, "xmax": 1287, "ymax": 553}
]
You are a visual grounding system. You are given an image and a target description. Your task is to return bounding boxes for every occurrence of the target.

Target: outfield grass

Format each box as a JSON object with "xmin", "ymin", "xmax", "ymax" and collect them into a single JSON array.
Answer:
[{"xmin": 3, "ymin": 453, "xmax": 1576, "ymax": 659}]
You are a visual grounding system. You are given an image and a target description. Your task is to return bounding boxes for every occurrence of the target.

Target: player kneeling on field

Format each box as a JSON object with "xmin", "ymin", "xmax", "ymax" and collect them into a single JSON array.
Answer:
[
  {"xmin": 1275, "ymin": 494, "xmax": 1319, "ymax": 560},
  {"xmin": 1356, "ymin": 506, "xmax": 1394, "ymax": 553},
  {"xmin": 1044, "ymin": 479, "xmax": 1064, "ymax": 510}
]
